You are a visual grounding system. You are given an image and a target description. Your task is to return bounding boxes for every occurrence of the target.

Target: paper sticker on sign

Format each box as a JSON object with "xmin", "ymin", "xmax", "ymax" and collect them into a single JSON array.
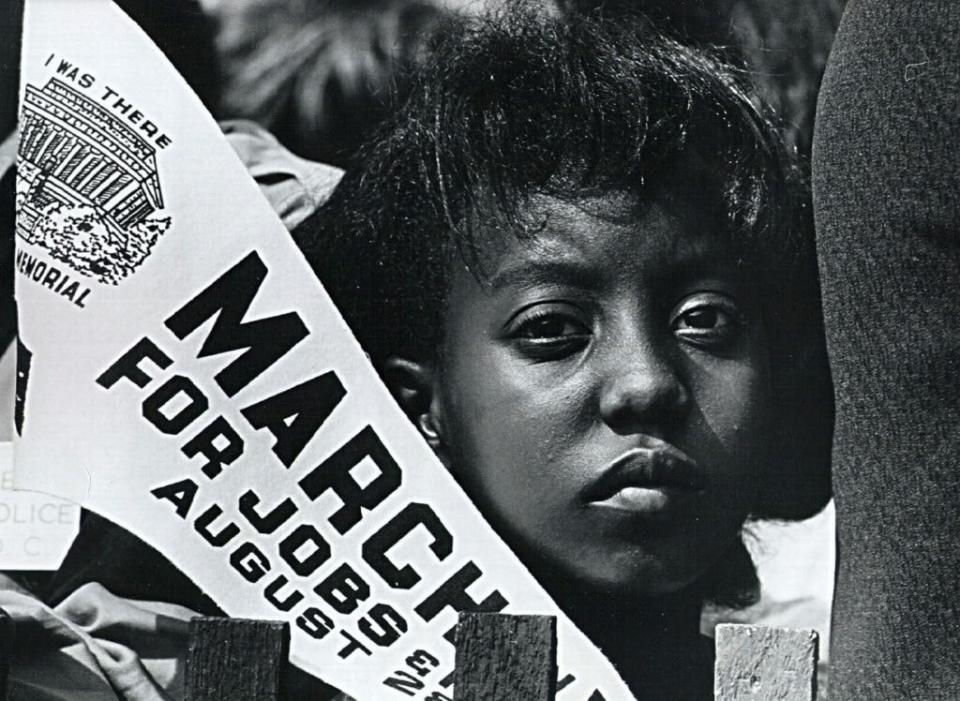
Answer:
[{"xmin": 0, "ymin": 442, "xmax": 80, "ymax": 570}]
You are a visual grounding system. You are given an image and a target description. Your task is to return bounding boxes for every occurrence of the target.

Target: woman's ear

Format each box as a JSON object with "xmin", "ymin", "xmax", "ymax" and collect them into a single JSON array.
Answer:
[{"xmin": 383, "ymin": 357, "xmax": 446, "ymax": 457}]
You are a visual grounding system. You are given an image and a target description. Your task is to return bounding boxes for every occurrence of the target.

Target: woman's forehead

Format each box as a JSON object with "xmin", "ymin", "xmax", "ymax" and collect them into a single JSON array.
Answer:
[{"xmin": 468, "ymin": 192, "xmax": 730, "ymax": 285}]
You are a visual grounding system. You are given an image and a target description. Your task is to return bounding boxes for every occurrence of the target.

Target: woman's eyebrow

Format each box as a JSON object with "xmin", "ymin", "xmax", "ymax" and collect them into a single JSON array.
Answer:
[{"xmin": 487, "ymin": 259, "xmax": 603, "ymax": 291}]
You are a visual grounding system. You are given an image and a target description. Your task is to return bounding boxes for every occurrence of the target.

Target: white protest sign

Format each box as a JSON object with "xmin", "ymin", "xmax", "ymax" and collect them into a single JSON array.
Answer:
[{"xmin": 13, "ymin": 1, "xmax": 634, "ymax": 698}]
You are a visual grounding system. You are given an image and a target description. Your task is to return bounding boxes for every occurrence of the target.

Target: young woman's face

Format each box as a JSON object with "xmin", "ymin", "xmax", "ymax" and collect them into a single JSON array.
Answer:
[{"xmin": 429, "ymin": 193, "xmax": 772, "ymax": 596}]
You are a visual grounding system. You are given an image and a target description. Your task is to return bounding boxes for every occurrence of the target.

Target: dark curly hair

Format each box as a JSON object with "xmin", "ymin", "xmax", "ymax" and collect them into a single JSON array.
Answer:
[{"xmin": 294, "ymin": 6, "xmax": 832, "ymax": 559}]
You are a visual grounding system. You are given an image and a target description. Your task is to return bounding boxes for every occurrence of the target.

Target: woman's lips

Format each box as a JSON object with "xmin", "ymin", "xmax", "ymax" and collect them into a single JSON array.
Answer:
[
  {"xmin": 584, "ymin": 439, "xmax": 704, "ymax": 514},
  {"xmin": 590, "ymin": 484, "xmax": 694, "ymax": 513}
]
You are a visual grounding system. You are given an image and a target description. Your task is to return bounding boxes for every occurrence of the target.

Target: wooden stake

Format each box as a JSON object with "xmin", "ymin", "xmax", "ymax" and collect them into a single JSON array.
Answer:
[
  {"xmin": 184, "ymin": 617, "xmax": 288, "ymax": 701},
  {"xmin": 714, "ymin": 624, "xmax": 819, "ymax": 701},
  {"xmin": 0, "ymin": 607, "xmax": 12, "ymax": 701},
  {"xmin": 454, "ymin": 612, "xmax": 557, "ymax": 701}
]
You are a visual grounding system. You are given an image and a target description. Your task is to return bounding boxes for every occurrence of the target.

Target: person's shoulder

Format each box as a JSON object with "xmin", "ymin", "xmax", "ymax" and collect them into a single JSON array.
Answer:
[{"xmin": 221, "ymin": 119, "xmax": 343, "ymax": 230}]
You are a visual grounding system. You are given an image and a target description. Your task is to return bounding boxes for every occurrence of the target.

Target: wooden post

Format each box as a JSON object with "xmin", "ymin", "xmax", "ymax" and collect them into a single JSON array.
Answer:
[
  {"xmin": 184, "ymin": 617, "xmax": 288, "ymax": 701},
  {"xmin": 0, "ymin": 607, "xmax": 12, "ymax": 701},
  {"xmin": 714, "ymin": 624, "xmax": 818, "ymax": 701},
  {"xmin": 454, "ymin": 612, "xmax": 557, "ymax": 701}
]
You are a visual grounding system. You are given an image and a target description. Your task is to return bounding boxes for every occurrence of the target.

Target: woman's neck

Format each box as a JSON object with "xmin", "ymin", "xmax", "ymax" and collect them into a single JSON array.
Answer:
[{"xmin": 553, "ymin": 579, "xmax": 703, "ymax": 649}]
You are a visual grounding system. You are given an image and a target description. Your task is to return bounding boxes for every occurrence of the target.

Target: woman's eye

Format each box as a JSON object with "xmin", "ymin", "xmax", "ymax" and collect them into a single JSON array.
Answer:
[
  {"xmin": 670, "ymin": 294, "xmax": 744, "ymax": 348},
  {"xmin": 679, "ymin": 307, "xmax": 720, "ymax": 329},
  {"xmin": 508, "ymin": 309, "xmax": 591, "ymax": 359},
  {"xmin": 516, "ymin": 315, "xmax": 585, "ymax": 339}
]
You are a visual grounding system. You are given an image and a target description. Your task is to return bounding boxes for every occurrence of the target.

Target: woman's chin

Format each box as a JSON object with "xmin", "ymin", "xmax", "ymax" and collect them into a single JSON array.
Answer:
[{"xmin": 538, "ymin": 550, "xmax": 708, "ymax": 602}]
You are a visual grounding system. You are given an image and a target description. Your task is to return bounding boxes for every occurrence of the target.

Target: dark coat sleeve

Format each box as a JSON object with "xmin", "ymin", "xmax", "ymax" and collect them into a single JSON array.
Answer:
[{"xmin": 813, "ymin": 1, "xmax": 960, "ymax": 697}]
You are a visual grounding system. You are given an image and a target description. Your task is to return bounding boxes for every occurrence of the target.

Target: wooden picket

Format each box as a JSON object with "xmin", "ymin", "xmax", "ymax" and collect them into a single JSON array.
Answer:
[
  {"xmin": 0, "ymin": 607, "xmax": 10, "ymax": 701},
  {"xmin": 714, "ymin": 624, "xmax": 819, "ymax": 701},
  {"xmin": 184, "ymin": 617, "xmax": 288, "ymax": 700},
  {"xmin": 454, "ymin": 612, "xmax": 557, "ymax": 700}
]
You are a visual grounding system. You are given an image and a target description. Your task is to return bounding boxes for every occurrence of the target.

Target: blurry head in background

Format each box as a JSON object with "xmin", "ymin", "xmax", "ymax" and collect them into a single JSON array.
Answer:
[{"xmin": 214, "ymin": 0, "xmax": 456, "ymax": 167}]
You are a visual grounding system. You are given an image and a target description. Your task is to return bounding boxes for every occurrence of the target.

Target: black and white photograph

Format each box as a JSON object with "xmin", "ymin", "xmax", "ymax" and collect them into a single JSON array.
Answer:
[{"xmin": 0, "ymin": 1, "xmax": 956, "ymax": 699}]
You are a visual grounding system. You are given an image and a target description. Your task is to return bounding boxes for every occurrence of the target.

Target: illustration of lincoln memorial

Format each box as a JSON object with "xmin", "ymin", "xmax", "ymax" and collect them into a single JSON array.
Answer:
[{"xmin": 17, "ymin": 78, "xmax": 163, "ymax": 242}]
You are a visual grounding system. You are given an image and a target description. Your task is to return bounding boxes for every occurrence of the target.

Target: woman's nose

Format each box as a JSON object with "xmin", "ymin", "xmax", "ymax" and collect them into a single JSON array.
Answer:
[{"xmin": 598, "ymin": 343, "xmax": 689, "ymax": 433}]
